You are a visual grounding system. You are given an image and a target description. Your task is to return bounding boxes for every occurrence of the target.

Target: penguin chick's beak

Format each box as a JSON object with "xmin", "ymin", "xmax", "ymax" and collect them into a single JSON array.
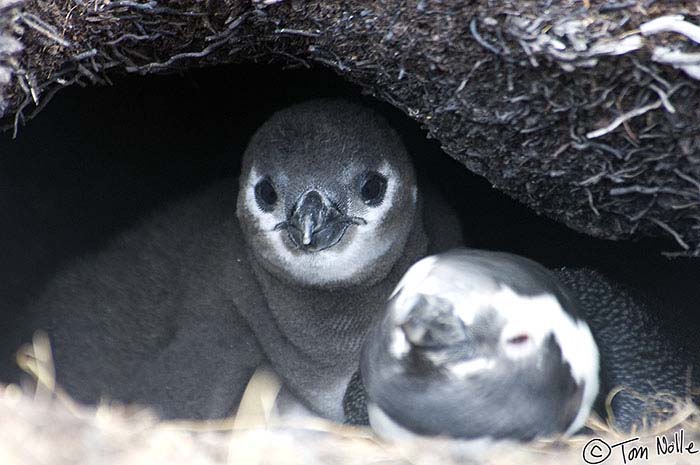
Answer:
[
  {"xmin": 281, "ymin": 190, "xmax": 366, "ymax": 253},
  {"xmin": 400, "ymin": 294, "xmax": 468, "ymax": 349}
]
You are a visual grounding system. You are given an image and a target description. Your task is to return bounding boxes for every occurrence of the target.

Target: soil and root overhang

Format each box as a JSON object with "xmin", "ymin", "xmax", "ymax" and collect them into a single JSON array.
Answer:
[{"xmin": 1, "ymin": 0, "xmax": 699, "ymax": 256}]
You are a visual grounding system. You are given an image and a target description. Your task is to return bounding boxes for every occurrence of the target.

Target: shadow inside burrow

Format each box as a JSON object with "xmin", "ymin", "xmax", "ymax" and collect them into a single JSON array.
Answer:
[{"xmin": 0, "ymin": 64, "xmax": 698, "ymax": 386}]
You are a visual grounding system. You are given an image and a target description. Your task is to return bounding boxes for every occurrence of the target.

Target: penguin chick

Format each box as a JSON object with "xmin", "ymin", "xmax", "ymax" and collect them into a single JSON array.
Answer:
[
  {"xmin": 357, "ymin": 249, "xmax": 600, "ymax": 442},
  {"xmin": 28, "ymin": 99, "xmax": 463, "ymax": 421},
  {"xmin": 234, "ymin": 99, "xmax": 462, "ymax": 419}
]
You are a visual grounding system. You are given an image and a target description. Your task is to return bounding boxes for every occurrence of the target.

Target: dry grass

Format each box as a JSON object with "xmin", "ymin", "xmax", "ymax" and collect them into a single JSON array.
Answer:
[{"xmin": 2, "ymin": 332, "xmax": 699, "ymax": 465}]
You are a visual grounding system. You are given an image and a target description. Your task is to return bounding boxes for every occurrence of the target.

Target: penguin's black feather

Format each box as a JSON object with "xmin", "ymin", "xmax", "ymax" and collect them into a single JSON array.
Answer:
[{"xmin": 555, "ymin": 268, "xmax": 700, "ymax": 431}]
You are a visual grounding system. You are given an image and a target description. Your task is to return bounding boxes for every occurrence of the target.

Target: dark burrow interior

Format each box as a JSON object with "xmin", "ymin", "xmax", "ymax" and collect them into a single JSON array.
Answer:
[{"xmin": 1, "ymin": 64, "xmax": 699, "ymax": 386}]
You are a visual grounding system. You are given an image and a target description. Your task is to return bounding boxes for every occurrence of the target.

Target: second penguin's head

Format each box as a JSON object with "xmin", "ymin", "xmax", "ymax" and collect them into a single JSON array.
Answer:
[{"xmin": 360, "ymin": 249, "xmax": 600, "ymax": 442}]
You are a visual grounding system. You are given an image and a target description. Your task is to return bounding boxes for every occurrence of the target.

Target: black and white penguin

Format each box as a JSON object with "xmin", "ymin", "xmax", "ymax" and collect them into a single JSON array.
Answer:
[
  {"xmin": 351, "ymin": 249, "xmax": 599, "ymax": 442},
  {"xmin": 344, "ymin": 249, "xmax": 699, "ymax": 439},
  {"xmin": 27, "ymin": 99, "xmax": 462, "ymax": 421}
]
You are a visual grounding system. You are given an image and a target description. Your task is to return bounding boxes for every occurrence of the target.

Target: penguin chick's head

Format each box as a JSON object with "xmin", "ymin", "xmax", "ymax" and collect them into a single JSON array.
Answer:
[
  {"xmin": 362, "ymin": 249, "xmax": 600, "ymax": 441},
  {"xmin": 237, "ymin": 99, "xmax": 418, "ymax": 288}
]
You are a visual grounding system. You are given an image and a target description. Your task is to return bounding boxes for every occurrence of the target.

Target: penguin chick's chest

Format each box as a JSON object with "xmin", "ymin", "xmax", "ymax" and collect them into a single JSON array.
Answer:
[{"xmin": 245, "ymin": 258, "xmax": 402, "ymax": 419}]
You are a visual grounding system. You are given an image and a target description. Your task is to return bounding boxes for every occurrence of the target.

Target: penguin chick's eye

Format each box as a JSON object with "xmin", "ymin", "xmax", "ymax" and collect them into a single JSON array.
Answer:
[
  {"xmin": 506, "ymin": 333, "xmax": 530, "ymax": 345},
  {"xmin": 254, "ymin": 178, "xmax": 278, "ymax": 211},
  {"xmin": 360, "ymin": 172, "xmax": 388, "ymax": 206}
]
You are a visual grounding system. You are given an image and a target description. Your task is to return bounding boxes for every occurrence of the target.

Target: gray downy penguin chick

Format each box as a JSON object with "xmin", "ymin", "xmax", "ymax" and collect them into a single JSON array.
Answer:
[
  {"xmin": 235, "ymin": 99, "xmax": 461, "ymax": 420},
  {"xmin": 345, "ymin": 249, "xmax": 700, "ymax": 437},
  {"xmin": 27, "ymin": 99, "xmax": 462, "ymax": 421},
  {"xmin": 355, "ymin": 249, "xmax": 599, "ymax": 443}
]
